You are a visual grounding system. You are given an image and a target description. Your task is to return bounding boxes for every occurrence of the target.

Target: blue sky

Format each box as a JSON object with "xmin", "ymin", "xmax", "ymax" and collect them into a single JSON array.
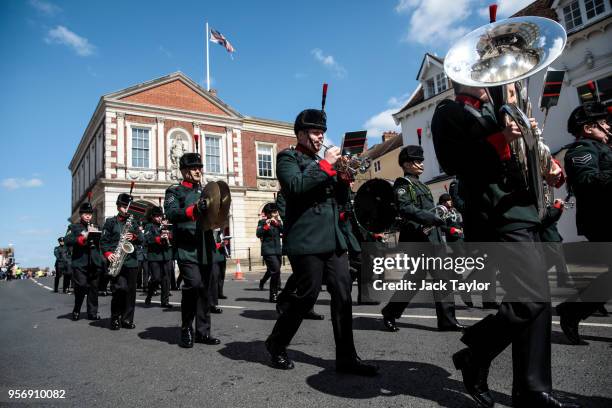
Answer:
[{"xmin": 0, "ymin": 0, "xmax": 533, "ymax": 268}]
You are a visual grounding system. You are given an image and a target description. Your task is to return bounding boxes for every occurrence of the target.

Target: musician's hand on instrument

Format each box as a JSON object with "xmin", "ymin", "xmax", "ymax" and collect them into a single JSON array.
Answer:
[
  {"xmin": 108, "ymin": 254, "xmax": 118, "ymax": 263},
  {"xmin": 545, "ymin": 161, "xmax": 563, "ymax": 187},
  {"xmin": 502, "ymin": 122, "xmax": 522, "ymax": 143},
  {"xmin": 433, "ymin": 215, "xmax": 446, "ymax": 227},
  {"xmin": 553, "ymin": 199, "xmax": 565, "ymax": 209},
  {"xmin": 324, "ymin": 146, "xmax": 341, "ymax": 166},
  {"xmin": 529, "ymin": 118, "xmax": 539, "ymax": 129},
  {"xmin": 125, "ymin": 232, "xmax": 135, "ymax": 241},
  {"xmin": 196, "ymin": 197, "xmax": 208, "ymax": 213}
]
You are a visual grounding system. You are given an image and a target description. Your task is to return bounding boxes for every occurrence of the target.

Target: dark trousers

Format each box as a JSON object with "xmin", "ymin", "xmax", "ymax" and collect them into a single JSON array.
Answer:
[
  {"xmin": 72, "ymin": 264, "xmax": 100, "ymax": 316},
  {"xmin": 218, "ymin": 260, "xmax": 226, "ymax": 297},
  {"xmin": 267, "ymin": 252, "xmax": 357, "ymax": 362},
  {"xmin": 543, "ymin": 242, "xmax": 570, "ymax": 285},
  {"xmin": 558, "ymin": 231, "xmax": 612, "ymax": 320},
  {"xmin": 54, "ymin": 264, "xmax": 69, "ymax": 292},
  {"xmin": 169, "ymin": 261, "xmax": 178, "ymax": 290},
  {"xmin": 263, "ymin": 255, "xmax": 281, "ymax": 297},
  {"xmin": 178, "ymin": 262, "xmax": 212, "ymax": 337},
  {"xmin": 461, "ymin": 228, "xmax": 552, "ymax": 393},
  {"xmin": 209, "ymin": 262, "xmax": 220, "ymax": 306},
  {"xmin": 110, "ymin": 266, "xmax": 138, "ymax": 323},
  {"xmin": 138, "ymin": 260, "xmax": 149, "ymax": 290},
  {"xmin": 382, "ymin": 245, "xmax": 459, "ymax": 327},
  {"xmin": 147, "ymin": 260, "xmax": 171, "ymax": 305},
  {"xmin": 98, "ymin": 272, "xmax": 110, "ymax": 293}
]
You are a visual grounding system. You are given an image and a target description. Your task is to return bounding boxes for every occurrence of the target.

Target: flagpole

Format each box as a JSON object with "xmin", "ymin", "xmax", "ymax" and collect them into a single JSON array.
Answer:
[{"xmin": 206, "ymin": 21, "xmax": 210, "ymax": 91}]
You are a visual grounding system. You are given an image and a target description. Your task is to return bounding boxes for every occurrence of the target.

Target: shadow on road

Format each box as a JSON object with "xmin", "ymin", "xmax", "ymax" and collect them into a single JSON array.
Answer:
[
  {"xmin": 239, "ymin": 309, "xmax": 278, "ymax": 321},
  {"xmin": 551, "ymin": 330, "xmax": 612, "ymax": 345},
  {"xmin": 352, "ymin": 316, "xmax": 443, "ymax": 333},
  {"xmin": 137, "ymin": 326, "xmax": 179, "ymax": 345},
  {"xmin": 218, "ymin": 340, "xmax": 611, "ymax": 407}
]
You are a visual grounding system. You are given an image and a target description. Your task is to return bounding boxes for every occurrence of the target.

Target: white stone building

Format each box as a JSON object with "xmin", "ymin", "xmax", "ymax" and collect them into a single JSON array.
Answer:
[
  {"xmin": 68, "ymin": 72, "xmax": 295, "ymax": 260},
  {"xmin": 392, "ymin": 0, "xmax": 611, "ymax": 241}
]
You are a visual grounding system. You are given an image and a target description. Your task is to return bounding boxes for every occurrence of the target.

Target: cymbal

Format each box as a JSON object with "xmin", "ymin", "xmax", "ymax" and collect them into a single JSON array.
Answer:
[
  {"xmin": 199, "ymin": 181, "xmax": 221, "ymax": 231},
  {"xmin": 215, "ymin": 180, "xmax": 232, "ymax": 228}
]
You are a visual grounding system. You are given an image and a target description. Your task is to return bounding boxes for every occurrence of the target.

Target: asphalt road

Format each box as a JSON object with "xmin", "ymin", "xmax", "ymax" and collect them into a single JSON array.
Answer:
[{"xmin": 1, "ymin": 276, "xmax": 611, "ymax": 408}]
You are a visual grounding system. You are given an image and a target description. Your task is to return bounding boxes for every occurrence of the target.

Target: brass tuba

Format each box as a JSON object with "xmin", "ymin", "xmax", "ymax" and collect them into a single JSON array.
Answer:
[{"xmin": 443, "ymin": 16, "xmax": 567, "ymax": 218}]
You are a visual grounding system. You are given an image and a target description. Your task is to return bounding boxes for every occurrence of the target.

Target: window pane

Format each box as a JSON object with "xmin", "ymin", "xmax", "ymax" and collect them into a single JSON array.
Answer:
[
  {"xmin": 585, "ymin": 0, "xmax": 605, "ymax": 19},
  {"xmin": 563, "ymin": 1, "xmax": 582, "ymax": 30},
  {"xmin": 132, "ymin": 128, "xmax": 149, "ymax": 168},
  {"xmin": 426, "ymin": 79, "xmax": 435, "ymax": 98},
  {"xmin": 435, "ymin": 73, "xmax": 447, "ymax": 93},
  {"xmin": 257, "ymin": 145, "xmax": 273, "ymax": 178},
  {"xmin": 205, "ymin": 136, "xmax": 221, "ymax": 173}
]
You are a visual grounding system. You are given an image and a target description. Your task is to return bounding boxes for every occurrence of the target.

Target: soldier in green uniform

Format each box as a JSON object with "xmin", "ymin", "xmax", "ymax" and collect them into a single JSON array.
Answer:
[
  {"xmin": 432, "ymin": 84, "xmax": 577, "ymax": 408},
  {"xmin": 53, "ymin": 237, "xmax": 71, "ymax": 294},
  {"xmin": 264, "ymin": 108, "xmax": 377, "ymax": 376},
  {"xmin": 144, "ymin": 206, "xmax": 173, "ymax": 308},
  {"xmin": 556, "ymin": 101, "xmax": 612, "ymax": 345},
  {"xmin": 101, "ymin": 193, "xmax": 143, "ymax": 330},
  {"xmin": 64, "ymin": 202, "xmax": 103, "ymax": 321},
  {"xmin": 208, "ymin": 228, "xmax": 226, "ymax": 313},
  {"xmin": 256, "ymin": 203, "xmax": 283, "ymax": 302},
  {"xmin": 164, "ymin": 152, "xmax": 220, "ymax": 348},
  {"xmin": 381, "ymin": 146, "xmax": 464, "ymax": 332}
]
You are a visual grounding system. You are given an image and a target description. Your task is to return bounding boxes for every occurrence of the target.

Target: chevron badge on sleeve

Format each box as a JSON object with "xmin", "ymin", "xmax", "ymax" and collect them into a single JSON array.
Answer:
[{"xmin": 571, "ymin": 153, "xmax": 592, "ymax": 165}]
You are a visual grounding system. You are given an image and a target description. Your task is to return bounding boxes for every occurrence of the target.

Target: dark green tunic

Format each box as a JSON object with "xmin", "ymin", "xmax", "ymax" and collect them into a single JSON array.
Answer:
[
  {"xmin": 164, "ymin": 181, "xmax": 214, "ymax": 265},
  {"xmin": 64, "ymin": 221, "xmax": 104, "ymax": 268},
  {"xmin": 100, "ymin": 215, "xmax": 143, "ymax": 269},
  {"xmin": 256, "ymin": 219, "xmax": 283, "ymax": 256},
  {"xmin": 144, "ymin": 222, "xmax": 173, "ymax": 262}
]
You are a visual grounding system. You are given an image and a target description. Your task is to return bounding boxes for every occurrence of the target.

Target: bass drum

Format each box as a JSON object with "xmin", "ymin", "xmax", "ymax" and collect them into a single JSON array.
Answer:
[{"xmin": 353, "ymin": 178, "xmax": 398, "ymax": 233}]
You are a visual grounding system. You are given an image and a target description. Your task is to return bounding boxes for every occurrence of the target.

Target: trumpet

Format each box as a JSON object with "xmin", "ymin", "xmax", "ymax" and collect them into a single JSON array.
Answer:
[
  {"xmin": 318, "ymin": 142, "xmax": 371, "ymax": 178},
  {"xmin": 160, "ymin": 221, "xmax": 172, "ymax": 247}
]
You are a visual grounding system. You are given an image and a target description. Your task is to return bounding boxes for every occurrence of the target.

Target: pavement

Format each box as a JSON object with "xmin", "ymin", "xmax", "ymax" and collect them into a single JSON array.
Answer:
[{"xmin": 0, "ymin": 276, "xmax": 611, "ymax": 408}]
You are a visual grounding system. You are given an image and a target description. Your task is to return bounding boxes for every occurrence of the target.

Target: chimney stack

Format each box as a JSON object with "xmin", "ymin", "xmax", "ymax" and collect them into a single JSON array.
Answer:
[{"xmin": 382, "ymin": 131, "xmax": 399, "ymax": 143}]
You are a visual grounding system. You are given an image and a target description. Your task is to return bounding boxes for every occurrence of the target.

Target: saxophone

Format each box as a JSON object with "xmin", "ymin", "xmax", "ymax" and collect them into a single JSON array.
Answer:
[{"xmin": 107, "ymin": 215, "xmax": 135, "ymax": 277}]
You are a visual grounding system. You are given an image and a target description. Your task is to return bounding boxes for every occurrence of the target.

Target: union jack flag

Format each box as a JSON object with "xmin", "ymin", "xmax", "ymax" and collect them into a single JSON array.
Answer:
[{"xmin": 210, "ymin": 28, "xmax": 235, "ymax": 54}]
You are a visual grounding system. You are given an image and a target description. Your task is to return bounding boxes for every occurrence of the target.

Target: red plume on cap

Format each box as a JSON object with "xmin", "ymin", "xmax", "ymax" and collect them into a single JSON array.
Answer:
[
  {"xmin": 489, "ymin": 4, "xmax": 498, "ymax": 23},
  {"xmin": 193, "ymin": 134, "xmax": 199, "ymax": 152},
  {"xmin": 322, "ymin": 83, "xmax": 328, "ymax": 111},
  {"xmin": 129, "ymin": 181, "xmax": 135, "ymax": 195},
  {"xmin": 87, "ymin": 191, "xmax": 93, "ymax": 203},
  {"xmin": 587, "ymin": 81, "xmax": 596, "ymax": 92},
  {"xmin": 416, "ymin": 128, "xmax": 423, "ymax": 146},
  {"xmin": 444, "ymin": 184, "xmax": 448, "ymax": 192}
]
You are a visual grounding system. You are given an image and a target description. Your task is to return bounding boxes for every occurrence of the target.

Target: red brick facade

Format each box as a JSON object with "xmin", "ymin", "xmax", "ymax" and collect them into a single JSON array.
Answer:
[
  {"xmin": 120, "ymin": 80, "xmax": 229, "ymax": 116},
  {"xmin": 241, "ymin": 130, "xmax": 295, "ymax": 188}
]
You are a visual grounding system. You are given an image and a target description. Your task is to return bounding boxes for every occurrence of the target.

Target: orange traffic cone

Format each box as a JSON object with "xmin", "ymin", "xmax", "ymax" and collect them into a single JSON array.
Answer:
[{"xmin": 233, "ymin": 259, "xmax": 244, "ymax": 280}]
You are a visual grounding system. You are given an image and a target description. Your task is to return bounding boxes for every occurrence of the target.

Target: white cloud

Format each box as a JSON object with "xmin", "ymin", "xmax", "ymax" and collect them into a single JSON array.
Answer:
[
  {"xmin": 311, "ymin": 48, "xmax": 347, "ymax": 79},
  {"xmin": 2, "ymin": 178, "xmax": 44, "ymax": 190},
  {"xmin": 387, "ymin": 91, "xmax": 413, "ymax": 108},
  {"xmin": 363, "ymin": 109, "xmax": 401, "ymax": 139},
  {"xmin": 29, "ymin": 0, "xmax": 61, "ymax": 16},
  {"xmin": 159, "ymin": 45, "xmax": 173, "ymax": 58},
  {"xmin": 395, "ymin": 0, "xmax": 473, "ymax": 46},
  {"xmin": 45, "ymin": 25, "xmax": 95, "ymax": 56}
]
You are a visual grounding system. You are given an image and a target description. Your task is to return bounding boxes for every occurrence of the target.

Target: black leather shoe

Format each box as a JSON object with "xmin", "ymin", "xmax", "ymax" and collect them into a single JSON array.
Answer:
[
  {"xmin": 336, "ymin": 358, "xmax": 379, "ymax": 377},
  {"xmin": 161, "ymin": 302, "xmax": 173, "ymax": 309},
  {"xmin": 110, "ymin": 319, "xmax": 121, "ymax": 331},
  {"xmin": 556, "ymin": 304, "xmax": 581, "ymax": 345},
  {"xmin": 144, "ymin": 296, "xmax": 152, "ymax": 306},
  {"xmin": 438, "ymin": 322, "xmax": 466, "ymax": 332},
  {"xmin": 209, "ymin": 306, "xmax": 223, "ymax": 314},
  {"xmin": 218, "ymin": 295, "xmax": 228, "ymax": 299},
  {"xmin": 482, "ymin": 302, "xmax": 499, "ymax": 310},
  {"xmin": 269, "ymin": 292, "xmax": 278, "ymax": 303},
  {"xmin": 452, "ymin": 348, "xmax": 494, "ymax": 408},
  {"xmin": 595, "ymin": 304, "xmax": 609, "ymax": 317},
  {"xmin": 304, "ymin": 310, "xmax": 324, "ymax": 320},
  {"xmin": 460, "ymin": 293, "xmax": 474, "ymax": 308},
  {"xmin": 87, "ymin": 314, "xmax": 101, "ymax": 320},
  {"xmin": 71, "ymin": 312, "xmax": 80, "ymax": 321},
  {"xmin": 179, "ymin": 327, "xmax": 193, "ymax": 348},
  {"xmin": 513, "ymin": 391, "xmax": 582, "ymax": 408},
  {"xmin": 195, "ymin": 334, "xmax": 221, "ymax": 345},
  {"xmin": 382, "ymin": 315, "xmax": 399, "ymax": 332},
  {"xmin": 259, "ymin": 280, "xmax": 265, "ymax": 291},
  {"xmin": 265, "ymin": 339, "xmax": 294, "ymax": 370},
  {"xmin": 121, "ymin": 321, "xmax": 136, "ymax": 329}
]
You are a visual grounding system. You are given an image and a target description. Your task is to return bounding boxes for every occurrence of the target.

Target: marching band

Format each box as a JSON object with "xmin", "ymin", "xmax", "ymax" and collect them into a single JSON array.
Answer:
[{"xmin": 49, "ymin": 11, "xmax": 612, "ymax": 408}]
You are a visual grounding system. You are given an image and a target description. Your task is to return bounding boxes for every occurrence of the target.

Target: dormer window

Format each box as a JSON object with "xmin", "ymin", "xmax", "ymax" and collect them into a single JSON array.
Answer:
[
  {"xmin": 424, "ymin": 73, "xmax": 448, "ymax": 99},
  {"xmin": 563, "ymin": 0, "xmax": 609, "ymax": 32}
]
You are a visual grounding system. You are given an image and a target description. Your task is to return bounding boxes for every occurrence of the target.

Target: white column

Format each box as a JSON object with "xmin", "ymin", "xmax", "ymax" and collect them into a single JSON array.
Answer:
[
  {"xmin": 116, "ymin": 113, "xmax": 126, "ymax": 179},
  {"xmin": 233, "ymin": 129, "xmax": 243, "ymax": 186},
  {"xmin": 157, "ymin": 117, "xmax": 166, "ymax": 181},
  {"xmin": 226, "ymin": 127, "xmax": 234, "ymax": 184}
]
